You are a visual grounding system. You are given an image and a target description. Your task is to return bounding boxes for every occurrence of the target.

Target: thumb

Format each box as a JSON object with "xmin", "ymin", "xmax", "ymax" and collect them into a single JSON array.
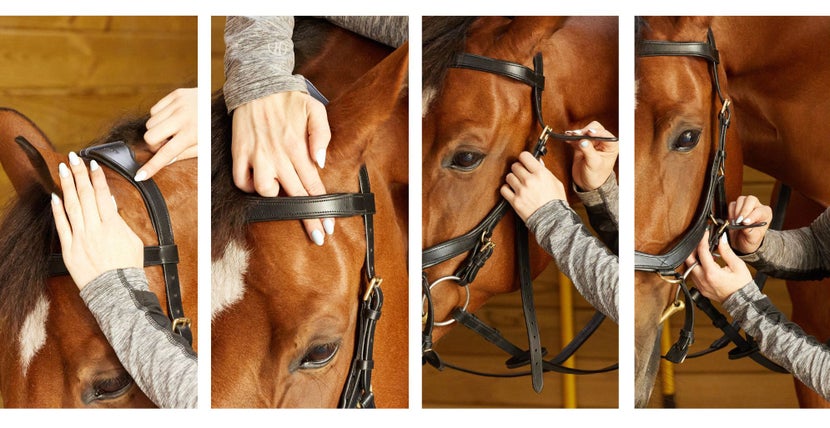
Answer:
[
  {"xmin": 717, "ymin": 233, "xmax": 743, "ymax": 269},
  {"xmin": 307, "ymin": 100, "xmax": 331, "ymax": 169}
]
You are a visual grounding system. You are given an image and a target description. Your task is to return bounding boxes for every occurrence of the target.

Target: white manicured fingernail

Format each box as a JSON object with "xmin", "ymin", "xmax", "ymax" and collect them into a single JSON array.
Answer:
[
  {"xmin": 323, "ymin": 219, "xmax": 334, "ymax": 235},
  {"xmin": 111, "ymin": 195, "xmax": 117, "ymax": 209},
  {"xmin": 311, "ymin": 230, "xmax": 324, "ymax": 246},
  {"xmin": 735, "ymin": 215, "xmax": 743, "ymax": 224},
  {"xmin": 90, "ymin": 159, "xmax": 99, "ymax": 171},
  {"xmin": 315, "ymin": 149, "xmax": 326, "ymax": 169},
  {"xmin": 569, "ymin": 129, "xmax": 583, "ymax": 135},
  {"xmin": 51, "ymin": 193, "xmax": 60, "ymax": 204},
  {"xmin": 134, "ymin": 170, "xmax": 147, "ymax": 182},
  {"xmin": 539, "ymin": 158, "xmax": 545, "ymax": 166},
  {"xmin": 68, "ymin": 152, "xmax": 80, "ymax": 166},
  {"xmin": 580, "ymin": 140, "xmax": 589, "ymax": 148},
  {"xmin": 720, "ymin": 234, "xmax": 728, "ymax": 244},
  {"xmin": 742, "ymin": 217, "xmax": 753, "ymax": 225},
  {"xmin": 58, "ymin": 163, "xmax": 69, "ymax": 177}
]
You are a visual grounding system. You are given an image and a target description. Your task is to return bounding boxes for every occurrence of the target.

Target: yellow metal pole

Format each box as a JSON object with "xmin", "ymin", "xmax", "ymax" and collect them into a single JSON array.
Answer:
[
  {"xmin": 660, "ymin": 318, "xmax": 677, "ymax": 408},
  {"xmin": 559, "ymin": 272, "xmax": 577, "ymax": 408}
]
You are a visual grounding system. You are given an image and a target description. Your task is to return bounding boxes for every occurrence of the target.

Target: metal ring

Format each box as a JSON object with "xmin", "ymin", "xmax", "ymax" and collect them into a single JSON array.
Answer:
[{"xmin": 421, "ymin": 275, "xmax": 470, "ymax": 327}]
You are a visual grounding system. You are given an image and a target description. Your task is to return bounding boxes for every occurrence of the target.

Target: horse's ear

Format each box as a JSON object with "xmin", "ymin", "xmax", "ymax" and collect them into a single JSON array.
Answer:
[
  {"xmin": 0, "ymin": 109, "xmax": 62, "ymax": 195},
  {"xmin": 327, "ymin": 43, "xmax": 409, "ymax": 158},
  {"xmin": 502, "ymin": 17, "xmax": 569, "ymax": 51}
]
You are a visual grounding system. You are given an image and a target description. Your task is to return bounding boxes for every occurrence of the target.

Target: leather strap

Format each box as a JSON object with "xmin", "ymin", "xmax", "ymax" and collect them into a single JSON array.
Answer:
[
  {"xmin": 245, "ymin": 193, "xmax": 375, "ymax": 222},
  {"xmin": 62, "ymin": 141, "xmax": 192, "ymax": 344}
]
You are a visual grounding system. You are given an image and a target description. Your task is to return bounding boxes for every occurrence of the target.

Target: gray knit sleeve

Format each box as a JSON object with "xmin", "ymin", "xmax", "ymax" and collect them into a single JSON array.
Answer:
[
  {"xmin": 723, "ymin": 282, "xmax": 830, "ymax": 400},
  {"xmin": 574, "ymin": 173, "xmax": 618, "ymax": 253},
  {"xmin": 79, "ymin": 268, "xmax": 197, "ymax": 409},
  {"xmin": 526, "ymin": 200, "xmax": 618, "ymax": 323},
  {"xmin": 223, "ymin": 16, "xmax": 308, "ymax": 112},
  {"xmin": 740, "ymin": 207, "xmax": 830, "ymax": 280}
]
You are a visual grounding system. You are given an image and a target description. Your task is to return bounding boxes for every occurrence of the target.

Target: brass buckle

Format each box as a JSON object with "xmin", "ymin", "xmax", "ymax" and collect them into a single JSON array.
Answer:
[
  {"xmin": 171, "ymin": 317, "xmax": 191, "ymax": 332},
  {"xmin": 363, "ymin": 276, "xmax": 383, "ymax": 302},
  {"xmin": 479, "ymin": 230, "xmax": 495, "ymax": 252}
]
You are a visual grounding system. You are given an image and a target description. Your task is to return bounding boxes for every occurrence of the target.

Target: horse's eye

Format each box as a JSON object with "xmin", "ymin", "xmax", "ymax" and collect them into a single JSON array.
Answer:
[
  {"xmin": 299, "ymin": 342, "xmax": 340, "ymax": 370},
  {"xmin": 671, "ymin": 129, "xmax": 702, "ymax": 151},
  {"xmin": 91, "ymin": 372, "xmax": 133, "ymax": 401},
  {"xmin": 450, "ymin": 151, "xmax": 485, "ymax": 171}
]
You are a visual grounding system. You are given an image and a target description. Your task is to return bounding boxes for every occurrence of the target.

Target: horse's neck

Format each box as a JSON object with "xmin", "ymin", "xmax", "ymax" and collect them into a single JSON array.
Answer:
[{"xmin": 715, "ymin": 17, "xmax": 830, "ymax": 205}]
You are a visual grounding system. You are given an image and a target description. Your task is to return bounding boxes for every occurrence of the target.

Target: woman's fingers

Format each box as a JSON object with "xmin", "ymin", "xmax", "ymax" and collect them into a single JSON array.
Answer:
[
  {"xmin": 58, "ymin": 161, "xmax": 84, "ymax": 233},
  {"xmin": 51, "ymin": 193, "xmax": 73, "ymax": 251},
  {"xmin": 88, "ymin": 160, "xmax": 117, "ymax": 222}
]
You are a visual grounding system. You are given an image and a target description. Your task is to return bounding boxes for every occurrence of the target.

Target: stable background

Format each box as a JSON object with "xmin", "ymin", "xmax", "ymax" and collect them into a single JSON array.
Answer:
[
  {"xmin": 0, "ymin": 15, "xmax": 196, "ymax": 408},
  {"xmin": 0, "ymin": 16, "xmax": 197, "ymax": 207}
]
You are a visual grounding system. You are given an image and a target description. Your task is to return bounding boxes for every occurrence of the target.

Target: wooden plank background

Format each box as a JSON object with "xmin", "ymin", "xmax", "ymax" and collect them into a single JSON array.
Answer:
[
  {"xmin": 0, "ymin": 16, "xmax": 197, "ymax": 207},
  {"xmin": 646, "ymin": 166, "xmax": 799, "ymax": 408},
  {"xmin": 422, "ymin": 205, "xmax": 620, "ymax": 408},
  {"xmin": 0, "ymin": 16, "xmax": 196, "ymax": 408}
]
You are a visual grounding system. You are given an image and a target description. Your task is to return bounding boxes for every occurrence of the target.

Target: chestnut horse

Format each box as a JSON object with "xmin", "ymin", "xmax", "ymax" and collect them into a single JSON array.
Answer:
[
  {"xmin": 211, "ymin": 20, "xmax": 408, "ymax": 407},
  {"xmin": 0, "ymin": 109, "xmax": 197, "ymax": 407},
  {"xmin": 422, "ymin": 16, "xmax": 618, "ymax": 397},
  {"xmin": 635, "ymin": 16, "xmax": 830, "ymax": 408}
]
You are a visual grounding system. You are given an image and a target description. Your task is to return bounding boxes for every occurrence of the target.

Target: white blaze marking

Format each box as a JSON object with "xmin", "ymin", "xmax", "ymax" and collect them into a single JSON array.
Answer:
[
  {"xmin": 422, "ymin": 87, "xmax": 437, "ymax": 117},
  {"xmin": 19, "ymin": 294, "xmax": 49, "ymax": 377},
  {"xmin": 211, "ymin": 240, "xmax": 250, "ymax": 319}
]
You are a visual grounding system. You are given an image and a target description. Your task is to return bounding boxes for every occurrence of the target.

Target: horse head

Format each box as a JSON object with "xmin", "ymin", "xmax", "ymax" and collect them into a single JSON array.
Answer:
[
  {"xmin": 210, "ymin": 39, "xmax": 408, "ymax": 408},
  {"xmin": 633, "ymin": 16, "xmax": 744, "ymax": 407},
  {"xmin": 0, "ymin": 108, "xmax": 197, "ymax": 407},
  {"xmin": 422, "ymin": 16, "xmax": 618, "ymax": 341}
]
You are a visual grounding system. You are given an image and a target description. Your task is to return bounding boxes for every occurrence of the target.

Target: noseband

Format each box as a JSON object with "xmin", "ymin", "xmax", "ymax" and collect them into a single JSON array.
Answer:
[
  {"xmin": 422, "ymin": 51, "xmax": 619, "ymax": 393},
  {"xmin": 43, "ymin": 140, "xmax": 192, "ymax": 345},
  {"xmin": 245, "ymin": 165, "xmax": 381, "ymax": 409},
  {"xmin": 635, "ymin": 29, "xmax": 785, "ymax": 372}
]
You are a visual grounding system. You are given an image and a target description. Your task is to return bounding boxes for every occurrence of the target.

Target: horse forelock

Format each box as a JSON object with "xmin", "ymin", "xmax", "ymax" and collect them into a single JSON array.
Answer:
[
  {"xmin": 0, "ymin": 188, "xmax": 53, "ymax": 348},
  {"xmin": 210, "ymin": 91, "xmax": 250, "ymax": 260},
  {"xmin": 0, "ymin": 112, "xmax": 150, "ymax": 368},
  {"xmin": 422, "ymin": 16, "xmax": 479, "ymax": 111}
]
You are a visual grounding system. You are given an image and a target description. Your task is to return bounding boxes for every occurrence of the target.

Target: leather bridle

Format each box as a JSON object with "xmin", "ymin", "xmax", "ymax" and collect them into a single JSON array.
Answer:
[
  {"xmin": 635, "ymin": 28, "xmax": 785, "ymax": 372},
  {"xmin": 244, "ymin": 165, "xmax": 382, "ymax": 409},
  {"xmin": 43, "ymin": 140, "xmax": 193, "ymax": 345},
  {"xmin": 422, "ymin": 51, "xmax": 619, "ymax": 393}
]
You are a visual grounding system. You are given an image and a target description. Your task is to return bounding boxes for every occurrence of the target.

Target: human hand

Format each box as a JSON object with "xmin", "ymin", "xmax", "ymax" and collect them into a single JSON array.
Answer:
[
  {"xmin": 231, "ymin": 91, "xmax": 333, "ymax": 246},
  {"xmin": 565, "ymin": 121, "xmax": 618, "ymax": 191},
  {"xmin": 727, "ymin": 195, "xmax": 772, "ymax": 254},
  {"xmin": 685, "ymin": 230, "xmax": 753, "ymax": 303},
  {"xmin": 139, "ymin": 88, "xmax": 198, "ymax": 181},
  {"xmin": 500, "ymin": 151, "xmax": 567, "ymax": 223},
  {"xmin": 51, "ymin": 152, "xmax": 144, "ymax": 289}
]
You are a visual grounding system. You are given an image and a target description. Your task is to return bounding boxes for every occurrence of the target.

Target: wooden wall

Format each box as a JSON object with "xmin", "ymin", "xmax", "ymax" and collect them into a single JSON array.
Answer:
[
  {"xmin": 647, "ymin": 167, "xmax": 799, "ymax": 408},
  {"xmin": 0, "ymin": 16, "xmax": 197, "ymax": 206}
]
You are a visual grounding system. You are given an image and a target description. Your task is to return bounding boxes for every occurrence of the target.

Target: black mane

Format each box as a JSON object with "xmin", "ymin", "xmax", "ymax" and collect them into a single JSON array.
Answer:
[
  {"xmin": 0, "ymin": 114, "xmax": 148, "ymax": 339},
  {"xmin": 422, "ymin": 16, "xmax": 478, "ymax": 98}
]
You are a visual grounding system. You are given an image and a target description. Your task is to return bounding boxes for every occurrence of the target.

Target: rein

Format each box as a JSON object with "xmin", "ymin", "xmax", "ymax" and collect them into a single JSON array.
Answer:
[
  {"xmin": 244, "ymin": 165, "xmax": 382, "ymax": 409},
  {"xmin": 635, "ymin": 29, "xmax": 785, "ymax": 372},
  {"xmin": 41, "ymin": 140, "xmax": 192, "ymax": 345},
  {"xmin": 422, "ymin": 51, "xmax": 619, "ymax": 393}
]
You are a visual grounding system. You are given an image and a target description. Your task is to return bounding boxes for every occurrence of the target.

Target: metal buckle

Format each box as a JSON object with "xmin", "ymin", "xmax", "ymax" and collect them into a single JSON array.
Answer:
[
  {"xmin": 171, "ymin": 317, "xmax": 191, "ymax": 332},
  {"xmin": 363, "ymin": 276, "xmax": 383, "ymax": 302},
  {"xmin": 479, "ymin": 230, "xmax": 495, "ymax": 252}
]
